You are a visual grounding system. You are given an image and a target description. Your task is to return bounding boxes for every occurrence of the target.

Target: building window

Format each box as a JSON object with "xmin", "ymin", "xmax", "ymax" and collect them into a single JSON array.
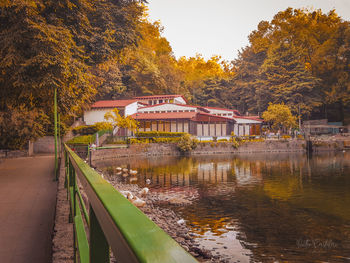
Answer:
[
  {"xmin": 159, "ymin": 100, "xmax": 163, "ymax": 103},
  {"xmin": 148, "ymin": 100, "xmax": 152, "ymax": 105}
]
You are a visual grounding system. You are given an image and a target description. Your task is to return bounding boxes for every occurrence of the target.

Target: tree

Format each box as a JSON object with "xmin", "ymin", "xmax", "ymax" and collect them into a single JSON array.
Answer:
[
  {"xmin": 262, "ymin": 103, "xmax": 297, "ymax": 132},
  {"xmin": 259, "ymin": 43, "xmax": 322, "ymax": 117},
  {"xmin": 231, "ymin": 8, "xmax": 350, "ymax": 121},
  {"xmin": 104, "ymin": 108, "xmax": 139, "ymax": 134},
  {"xmin": 0, "ymin": 0, "xmax": 145, "ymax": 148}
]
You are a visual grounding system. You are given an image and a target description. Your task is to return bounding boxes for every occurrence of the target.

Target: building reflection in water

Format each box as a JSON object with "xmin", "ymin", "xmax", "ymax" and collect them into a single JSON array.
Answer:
[{"xmin": 97, "ymin": 152, "xmax": 350, "ymax": 262}]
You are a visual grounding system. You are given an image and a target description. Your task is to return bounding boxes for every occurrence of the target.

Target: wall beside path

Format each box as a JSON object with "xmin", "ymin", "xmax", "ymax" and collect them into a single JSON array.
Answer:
[{"xmin": 34, "ymin": 136, "xmax": 55, "ymax": 154}]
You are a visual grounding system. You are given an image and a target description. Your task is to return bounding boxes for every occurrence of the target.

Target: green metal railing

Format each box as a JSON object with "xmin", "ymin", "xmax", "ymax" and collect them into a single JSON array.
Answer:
[{"xmin": 64, "ymin": 144, "xmax": 197, "ymax": 263}]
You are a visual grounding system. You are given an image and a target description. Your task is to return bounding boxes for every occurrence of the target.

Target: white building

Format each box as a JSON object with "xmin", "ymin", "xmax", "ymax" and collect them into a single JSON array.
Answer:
[
  {"xmin": 83, "ymin": 100, "xmax": 146, "ymax": 125},
  {"xmin": 202, "ymin": 106, "xmax": 263, "ymax": 136},
  {"xmin": 133, "ymin": 94, "xmax": 187, "ymax": 105},
  {"xmin": 82, "ymin": 95, "xmax": 263, "ymax": 137}
]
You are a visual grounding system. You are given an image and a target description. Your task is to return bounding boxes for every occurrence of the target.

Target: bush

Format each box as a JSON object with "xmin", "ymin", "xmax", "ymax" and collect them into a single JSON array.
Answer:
[
  {"xmin": 72, "ymin": 122, "xmax": 112, "ymax": 136},
  {"xmin": 231, "ymin": 137, "xmax": 239, "ymax": 149},
  {"xmin": 66, "ymin": 134, "xmax": 95, "ymax": 145},
  {"xmin": 177, "ymin": 134, "xmax": 198, "ymax": 153},
  {"xmin": 218, "ymin": 139, "xmax": 228, "ymax": 142},
  {"xmin": 282, "ymin": 135, "xmax": 291, "ymax": 139},
  {"xmin": 72, "ymin": 125, "xmax": 98, "ymax": 135}
]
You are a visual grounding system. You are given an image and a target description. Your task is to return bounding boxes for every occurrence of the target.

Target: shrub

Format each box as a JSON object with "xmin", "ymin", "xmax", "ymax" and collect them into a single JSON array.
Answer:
[
  {"xmin": 231, "ymin": 137, "xmax": 239, "ymax": 149},
  {"xmin": 72, "ymin": 125, "xmax": 98, "ymax": 135},
  {"xmin": 218, "ymin": 139, "xmax": 228, "ymax": 142},
  {"xmin": 282, "ymin": 135, "xmax": 291, "ymax": 139},
  {"xmin": 177, "ymin": 134, "xmax": 198, "ymax": 153},
  {"xmin": 66, "ymin": 134, "xmax": 95, "ymax": 145}
]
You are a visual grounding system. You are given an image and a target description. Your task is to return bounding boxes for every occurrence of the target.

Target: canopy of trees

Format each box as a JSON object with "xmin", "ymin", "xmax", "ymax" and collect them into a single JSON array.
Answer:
[
  {"xmin": 1, "ymin": 4, "xmax": 349, "ymax": 149},
  {"xmin": 0, "ymin": 0, "xmax": 145, "ymax": 149},
  {"xmin": 231, "ymin": 8, "xmax": 350, "ymax": 121}
]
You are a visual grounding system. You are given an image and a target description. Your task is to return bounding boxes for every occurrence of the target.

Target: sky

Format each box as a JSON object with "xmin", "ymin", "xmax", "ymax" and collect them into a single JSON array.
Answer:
[{"xmin": 147, "ymin": 0, "xmax": 350, "ymax": 62}]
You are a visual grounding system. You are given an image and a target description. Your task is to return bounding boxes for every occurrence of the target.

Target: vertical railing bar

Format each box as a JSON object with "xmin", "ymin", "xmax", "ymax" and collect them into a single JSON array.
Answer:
[
  {"xmin": 89, "ymin": 205, "xmax": 110, "ymax": 263},
  {"xmin": 75, "ymin": 184, "xmax": 90, "ymax": 226}
]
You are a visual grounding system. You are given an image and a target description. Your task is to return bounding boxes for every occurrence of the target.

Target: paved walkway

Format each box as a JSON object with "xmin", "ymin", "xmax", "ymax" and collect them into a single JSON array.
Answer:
[{"xmin": 0, "ymin": 155, "xmax": 57, "ymax": 263}]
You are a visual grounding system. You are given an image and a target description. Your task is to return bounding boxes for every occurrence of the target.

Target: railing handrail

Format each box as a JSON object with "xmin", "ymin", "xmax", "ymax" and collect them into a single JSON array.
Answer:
[{"xmin": 64, "ymin": 144, "xmax": 197, "ymax": 263}]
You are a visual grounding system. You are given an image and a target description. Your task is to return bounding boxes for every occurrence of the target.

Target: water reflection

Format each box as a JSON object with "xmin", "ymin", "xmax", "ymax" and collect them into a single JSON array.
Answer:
[{"xmin": 97, "ymin": 152, "xmax": 350, "ymax": 262}]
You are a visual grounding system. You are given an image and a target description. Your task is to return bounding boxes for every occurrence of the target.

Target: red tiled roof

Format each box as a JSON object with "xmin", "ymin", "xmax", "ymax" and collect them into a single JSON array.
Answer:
[
  {"xmin": 203, "ymin": 106, "xmax": 241, "ymax": 116},
  {"xmin": 139, "ymin": 103, "xmax": 200, "ymax": 110},
  {"xmin": 131, "ymin": 112, "xmax": 197, "ymax": 120},
  {"xmin": 133, "ymin": 94, "xmax": 184, "ymax": 99},
  {"xmin": 131, "ymin": 112, "xmax": 236, "ymax": 122},
  {"xmin": 91, "ymin": 100, "xmax": 140, "ymax": 109},
  {"xmin": 234, "ymin": 116, "xmax": 263, "ymax": 122}
]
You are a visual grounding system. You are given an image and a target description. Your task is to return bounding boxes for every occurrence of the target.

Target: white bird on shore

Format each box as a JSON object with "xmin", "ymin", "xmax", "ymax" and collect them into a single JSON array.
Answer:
[
  {"xmin": 122, "ymin": 173, "xmax": 129, "ymax": 178},
  {"xmin": 177, "ymin": 219, "xmax": 185, "ymax": 225},
  {"xmin": 139, "ymin": 187, "xmax": 149, "ymax": 197},
  {"xmin": 131, "ymin": 196, "xmax": 146, "ymax": 207},
  {"xmin": 146, "ymin": 179, "xmax": 151, "ymax": 185},
  {"xmin": 129, "ymin": 176, "xmax": 138, "ymax": 183},
  {"xmin": 116, "ymin": 171, "xmax": 122, "ymax": 176},
  {"xmin": 116, "ymin": 167, "xmax": 122, "ymax": 171},
  {"xmin": 129, "ymin": 169, "xmax": 138, "ymax": 175},
  {"xmin": 120, "ymin": 191, "xmax": 134, "ymax": 200},
  {"xmin": 122, "ymin": 168, "xmax": 129, "ymax": 173}
]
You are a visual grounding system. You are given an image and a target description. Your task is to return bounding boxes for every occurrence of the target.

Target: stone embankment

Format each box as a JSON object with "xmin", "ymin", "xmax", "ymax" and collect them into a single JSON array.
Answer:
[
  {"xmin": 100, "ymin": 170, "xmax": 224, "ymax": 262},
  {"xmin": 91, "ymin": 140, "xmax": 307, "ymax": 164},
  {"xmin": 90, "ymin": 139, "xmax": 349, "ymax": 164}
]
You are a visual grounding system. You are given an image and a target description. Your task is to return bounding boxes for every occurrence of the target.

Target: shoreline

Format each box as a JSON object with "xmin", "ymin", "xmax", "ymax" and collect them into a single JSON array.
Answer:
[
  {"xmin": 90, "ymin": 139, "xmax": 349, "ymax": 165},
  {"xmin": 100, "ymin": 169, "xmax": 225, "ymax": 262}
]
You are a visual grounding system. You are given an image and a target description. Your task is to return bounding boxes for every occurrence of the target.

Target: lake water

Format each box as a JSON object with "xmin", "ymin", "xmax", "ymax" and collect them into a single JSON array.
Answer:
[{"xmin": 97, "ymin": 152, "xmax": 350, "ymax": 262}]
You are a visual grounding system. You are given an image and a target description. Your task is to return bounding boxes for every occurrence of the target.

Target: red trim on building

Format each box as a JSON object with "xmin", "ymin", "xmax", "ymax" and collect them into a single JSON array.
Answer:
[
  {"xmin": 234, "ymin": 116, "xmax": 263, "ymax": 122},
  {"xmin": 138, "ymin": 103, "xmax": 202, "ymax": 110},
  {"xmin": 131, "ymin": 112, "xmax": 235, "ymax": 123},
  {"xmin": 133, "ymin": 94, "xmax": 188, "ymax": 103},
  {"xmin": 131, "ymin": 112, "xmax": 197, "ymax": 120},
  {"xmin": 203, "ymin": 106, "xmax": 241, "ymax": 116},
  {"xmin": 91, "ymin": 100, "xmax": 143, "ymax": 109}
]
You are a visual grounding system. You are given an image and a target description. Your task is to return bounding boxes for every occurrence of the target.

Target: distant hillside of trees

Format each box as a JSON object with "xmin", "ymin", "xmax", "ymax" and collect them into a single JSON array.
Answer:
[{"xmin": 0, "ymin": 2, "xmax": 349, "ymax": 149}]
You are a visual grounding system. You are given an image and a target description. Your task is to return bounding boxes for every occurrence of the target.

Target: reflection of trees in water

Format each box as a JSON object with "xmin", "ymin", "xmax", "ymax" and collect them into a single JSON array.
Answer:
[
  {"xmin": 98, "ymin": 152, "xmax": 350, "ymax": 262},
  {"xmin": 178, "ymin": 188, "xmax": 350, "ymax": 263}
]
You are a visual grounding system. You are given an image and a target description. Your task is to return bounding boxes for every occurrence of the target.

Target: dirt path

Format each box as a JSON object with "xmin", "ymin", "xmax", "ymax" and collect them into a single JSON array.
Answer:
[{"xmin": 0, "ymin": 155, "xmax": 57, "ymax": 263}]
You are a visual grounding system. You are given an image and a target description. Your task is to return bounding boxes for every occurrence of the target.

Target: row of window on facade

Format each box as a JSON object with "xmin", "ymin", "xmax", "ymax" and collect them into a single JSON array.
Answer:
[
  {"xmin": 148, "ymin": 99, "xmax": 174, "ymax": 105},
  {"xmin": 132, "ymin": 120, "xmax": 261, "ymax": 137},
  {"xmin": 142, "ymin": 109, "xmax": 196, "ymax": 113}
]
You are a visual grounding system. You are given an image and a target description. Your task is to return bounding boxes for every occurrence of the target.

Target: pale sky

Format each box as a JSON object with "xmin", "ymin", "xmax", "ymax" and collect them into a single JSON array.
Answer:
[{"xmin": 147, "ymin": 0, "xmax": 350, "ymax": 62}]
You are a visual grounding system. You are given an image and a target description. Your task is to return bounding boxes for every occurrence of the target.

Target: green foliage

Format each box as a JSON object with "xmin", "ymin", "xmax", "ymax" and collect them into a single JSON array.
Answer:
[
  {"xmin": 0, "ymin": 0, "xmax": 145, "ymax": 149},
  {"xmin": 177, "ymin": 134, "xmax": 198, "ymax": 153},
  {"xmin": 231, "ymin": 8, "xmax": 350, "ymax": 121},
  {"xmin": 104, "ymin": 108, "xmax": 139, "ymax": 132},
  {"xmin": 231, "ymin": 137, "xmax": 240, "ymax": 149},
  {"xmin": 262, "ymin": 103, "xmax": 297, "ymax": 131},
  {"xmin": 73, "ymin": 125, "xmax": 98, "ymax": 136},
  {"xmin": 0, "ymin": 105, "xmax": 49, "ymax": 149},
  {"xmin": 66, "ymin": 135, "xmax": 95, "ymax": 145}
]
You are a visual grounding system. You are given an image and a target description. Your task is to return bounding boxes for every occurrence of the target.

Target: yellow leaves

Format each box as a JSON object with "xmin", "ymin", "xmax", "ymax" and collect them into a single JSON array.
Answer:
[
  {"xmin": 262, "ymin": 103, "xmax": 297, "ymax": 130},
  {"xmin": 104, "ymin": 108, "xmax": 139, "ymax": 132},
  {"xmin": 304, "ymin": 62, "xmax": 312, "ymax": 71}
]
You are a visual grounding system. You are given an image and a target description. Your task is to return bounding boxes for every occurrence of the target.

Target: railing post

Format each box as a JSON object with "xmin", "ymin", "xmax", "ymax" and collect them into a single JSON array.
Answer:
[{"xmin": 89, "ymin": 205, "xmax": 110, "ymax": 263}]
